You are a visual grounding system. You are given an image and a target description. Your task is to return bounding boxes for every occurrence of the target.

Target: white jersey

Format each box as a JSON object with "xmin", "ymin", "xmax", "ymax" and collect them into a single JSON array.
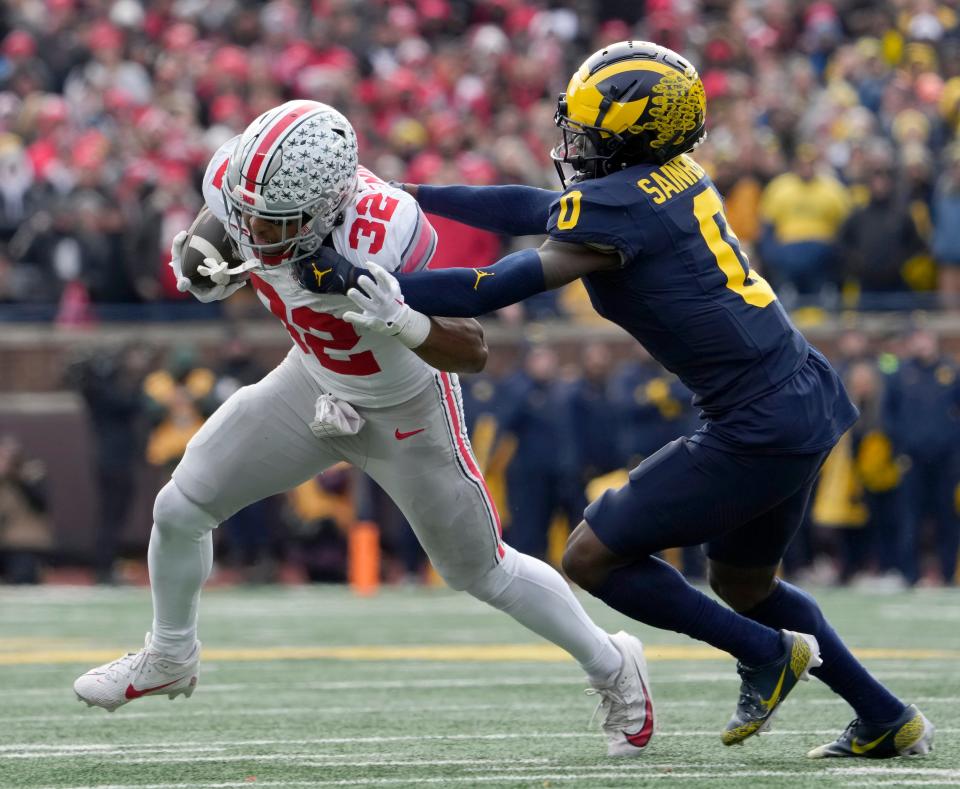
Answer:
[{"xmin": 202, "ymin": 137, "xmax": 439, "ymax": 407}]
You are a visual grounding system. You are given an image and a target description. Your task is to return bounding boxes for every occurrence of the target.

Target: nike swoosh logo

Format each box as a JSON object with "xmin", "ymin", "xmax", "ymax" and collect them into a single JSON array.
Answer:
[
  {"xmin": 760, "ymin": 666, "xmax": 787, "ymax": 710},
  {"xmin": 851, "ymin": 730, "xmax": 892, "ymax": 755},
  {"xmin": 623, "ymin": 676, "xmax": 655, "ymax": 748},
  {"xmin": 124, "ymin": 677, "xmax": 184, "ymax": 700},
  {"xmin": 394, "ymin": 428, "xmax": 426, "ymax": 440}
]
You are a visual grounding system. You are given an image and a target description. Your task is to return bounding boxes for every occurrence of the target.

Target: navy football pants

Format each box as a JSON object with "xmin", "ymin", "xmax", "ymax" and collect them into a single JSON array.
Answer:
[{"xmin": 585, "ymin": 437, "xmax": 829, "ymax": 567}]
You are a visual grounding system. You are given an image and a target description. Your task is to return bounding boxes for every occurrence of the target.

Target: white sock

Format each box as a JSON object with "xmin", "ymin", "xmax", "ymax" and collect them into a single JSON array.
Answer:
[
  {"xmin": 467, "ymin": 546, "xmax": 622, "ymax": 684},
  {"xmin": 147, "ymin": 523, "xmax": 212, "ymax": 661}
]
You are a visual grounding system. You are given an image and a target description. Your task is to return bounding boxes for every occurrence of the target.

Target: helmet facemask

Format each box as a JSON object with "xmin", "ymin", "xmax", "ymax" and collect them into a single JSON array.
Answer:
[
  {"xmin": 223, "ymin": 186, "xmax": 332, "ymax": 268},
  {"xmin": 551, "ymin": 97, "xmax": 627, "ymax": 186}
]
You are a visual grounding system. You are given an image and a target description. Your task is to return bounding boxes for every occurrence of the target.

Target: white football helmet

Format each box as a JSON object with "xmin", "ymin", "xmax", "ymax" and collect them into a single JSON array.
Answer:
[{"xmin": 223, "ymin": 100, "xmax": 358, "ymax": 266}]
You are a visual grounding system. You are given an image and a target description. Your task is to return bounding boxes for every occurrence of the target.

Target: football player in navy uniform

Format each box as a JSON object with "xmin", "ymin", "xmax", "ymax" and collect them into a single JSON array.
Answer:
[
  {"xmin": 882, "ymin": 326, "xmax": 960, "ymax": 586},
  {"xmin": 301, "ymin": 42, "xmax": 933, "ymax": 757},
  {"xmin": 497, "ymin": 344, "xmax": 580, "ymax": 560}
]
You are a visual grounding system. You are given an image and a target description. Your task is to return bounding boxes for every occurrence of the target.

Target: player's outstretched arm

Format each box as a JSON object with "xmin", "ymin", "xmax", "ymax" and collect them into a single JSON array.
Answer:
[
  {"xmin": 397, "ymin": 183, "xmax": 557, "ymax": 237},
  {"xmin": 341, "ymin": 262, "xmax": 488, "ymax": 373},
  {"xmin": 298, "ymin": 239, "xmax": 618, "ymax": 318},
  {"xmin": 415, "ymin": 316, "xmax": 488, "ymax": 373},
  {"xmin": 392, "ymin": 239, "xmax": 620, "ymax": 318}
]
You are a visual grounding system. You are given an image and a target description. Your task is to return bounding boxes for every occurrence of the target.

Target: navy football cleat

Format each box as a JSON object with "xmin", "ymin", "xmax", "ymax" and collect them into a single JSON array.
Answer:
[
  {"xmin": 722, "ymin": 630, "xmax": 822, "ymax": 746},
  {"xmin": 807, "ymin": 704, "xmax": 934, "ymax": 759}
]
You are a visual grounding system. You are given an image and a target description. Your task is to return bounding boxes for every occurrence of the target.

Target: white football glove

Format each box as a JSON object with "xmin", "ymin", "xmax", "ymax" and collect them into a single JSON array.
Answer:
[
  {"xmin": 342, "ymin": 261, "xmax": 431, "ymax": 349},
  {"xmin": 169, "ymin": 230, "xmax": 258, "ymax": 303}
]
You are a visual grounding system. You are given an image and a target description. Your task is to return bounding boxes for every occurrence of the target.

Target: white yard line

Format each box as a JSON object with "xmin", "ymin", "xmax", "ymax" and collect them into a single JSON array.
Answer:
[
  {"xmin": 1, "ymin": 668, "xmax": 950, "ymax": 699},
  {"xmin": 843, "ymin": 782, "xmax": 960, "ymax": 787},
  {"xmin": 0, "ymin": 735, "xmax": 583, "ymax": 754},
  {"xmin": 0, "ymin": 702, "xmax": 573, "ymax": 723},
  {"xmin": 11, "ymin": 695, "xmax": 960, "ymax": 724},
  {"xmin": 120, "ymin": 757, "xmax": 553, "ymax": 767},
  {"xmin": 32, "ymin": 770, "xmax": 960, "ymax": 789},
  {"xmin": 828, "ymin": 769, "xmax": 960, "ymax": 777},
  {"xmin": 6, "ymin": 730, "xmax": 960, "ymax": 758},
  {"xmin": 0, "ymin": 677, "xmax": 581, "ymax": 697},
  {"xmin": 477, "ymin": 766, "xmax": 960, "ymax": 776}
]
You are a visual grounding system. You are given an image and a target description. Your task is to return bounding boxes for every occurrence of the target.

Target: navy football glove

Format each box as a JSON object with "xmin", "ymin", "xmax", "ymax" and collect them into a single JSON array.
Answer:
[{"xmin": 293, "ymin": 246, "xmax": 369, "ymax": 295}]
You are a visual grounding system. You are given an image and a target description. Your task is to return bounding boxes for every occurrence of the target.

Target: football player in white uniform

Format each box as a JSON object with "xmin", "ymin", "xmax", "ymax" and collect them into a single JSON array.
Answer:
[{"xmin": 73, "ymin": 100, "xmax": 654, "ymax": 756}]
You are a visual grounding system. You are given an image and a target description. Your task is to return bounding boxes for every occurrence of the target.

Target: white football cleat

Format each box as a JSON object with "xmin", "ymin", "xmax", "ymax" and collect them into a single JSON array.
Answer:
[
  {"xmin": 586, "ymin": 631, "xmax": 655, "ymax": 756},
  {"xmin": 73, "ymin": 633, "xmax": 200, "ymax": 712}
]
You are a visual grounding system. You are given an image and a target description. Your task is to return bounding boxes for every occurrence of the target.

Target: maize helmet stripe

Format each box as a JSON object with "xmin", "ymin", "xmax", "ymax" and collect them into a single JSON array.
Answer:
[{"xmin": 579, "ymin": 58, "xmax": 681, "ymax": 85}]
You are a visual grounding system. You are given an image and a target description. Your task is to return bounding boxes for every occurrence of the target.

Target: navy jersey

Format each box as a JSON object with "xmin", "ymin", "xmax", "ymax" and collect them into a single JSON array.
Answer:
[
  {"xmin": 547, "ymin": 156, "xmax": 857, "ymax": 453},
  {"xmin": 883, "ymin": 358, "xmax": 960, "ymax": 459}
]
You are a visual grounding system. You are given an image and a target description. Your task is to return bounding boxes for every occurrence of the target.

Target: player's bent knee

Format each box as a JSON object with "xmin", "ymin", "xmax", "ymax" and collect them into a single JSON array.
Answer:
[
  {"xmin": 458, "ymin": 545, "xmax": 520, "ymax": 601},
  {"xmin": 560, "ymin": 546, "xmax": 592, "ymax": 589},
  {"xmin": 152, "ymin": 481, "xmax": 219, "ymax": 541},
  {"xmin": 707, "ymin": 560, "xmax": 778, "ymax": 612},
  {"xmin": 561, "ymin": 521, "xmax": 615, "ymax": 591}
]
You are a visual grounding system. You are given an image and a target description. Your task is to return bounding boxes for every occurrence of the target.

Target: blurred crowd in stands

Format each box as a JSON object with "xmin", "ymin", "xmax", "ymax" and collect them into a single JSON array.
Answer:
[
  {"xmin": 3, "ymin": 0, "xmax": 960, "ymax": 317},
  {"xmin": 3, "ymin": 328, "xmax": 959, "ymax": 588}
]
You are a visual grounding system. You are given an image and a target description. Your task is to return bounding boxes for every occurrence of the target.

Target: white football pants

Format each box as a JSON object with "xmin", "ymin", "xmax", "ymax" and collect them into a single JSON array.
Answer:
[{"xmin": 150, "ymin": 349, "xmax": 621, "ymax": 682}]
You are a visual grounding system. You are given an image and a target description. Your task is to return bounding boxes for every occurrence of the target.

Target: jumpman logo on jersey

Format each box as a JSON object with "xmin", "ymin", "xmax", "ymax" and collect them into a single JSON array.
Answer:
[
  {"xmin": 473, "ymin": 269, "xmax": 495, "ymax": 290},
  {"xmin": 312, "ymin": 264, "xmax": 332, "ymax": 288}
]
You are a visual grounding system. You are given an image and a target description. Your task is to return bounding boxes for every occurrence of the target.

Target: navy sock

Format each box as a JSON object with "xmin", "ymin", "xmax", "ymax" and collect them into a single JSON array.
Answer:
[
  {"xmin": 744, "ymin": 580, "xmax": 905, "ymax": 723},
  {"xmin": 593, "ymin": 556, "xmax": 782, "ymax": 666}
]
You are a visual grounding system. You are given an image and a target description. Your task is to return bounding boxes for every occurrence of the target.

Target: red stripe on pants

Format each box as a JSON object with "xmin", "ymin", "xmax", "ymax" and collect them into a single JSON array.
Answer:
[{"xmin": 439, "ymin": 372, "xmax": 505, "ymax": 558}]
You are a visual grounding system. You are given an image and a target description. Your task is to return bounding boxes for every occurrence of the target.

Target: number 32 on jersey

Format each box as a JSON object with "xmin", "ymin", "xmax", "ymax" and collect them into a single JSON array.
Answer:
[{"xmin": 251, "ymin": 276, "xmax": 381, "ymax": 376}]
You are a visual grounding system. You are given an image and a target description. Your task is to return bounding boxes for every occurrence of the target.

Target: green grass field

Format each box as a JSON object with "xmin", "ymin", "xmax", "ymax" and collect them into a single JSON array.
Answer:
[{"xmin": 1, "ymin": 583, "xmax": 957, "ymax": 788}]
